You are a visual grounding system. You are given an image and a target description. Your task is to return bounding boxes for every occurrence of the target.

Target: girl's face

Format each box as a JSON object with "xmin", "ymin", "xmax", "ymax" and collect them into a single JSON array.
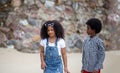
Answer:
[
  {"xmin": 87, "ymin": 25, "xmax": 95, "ymax": 36},
  {"xmin": 47, "ymin": 26, "xmax": 56, "ymax": 38}
]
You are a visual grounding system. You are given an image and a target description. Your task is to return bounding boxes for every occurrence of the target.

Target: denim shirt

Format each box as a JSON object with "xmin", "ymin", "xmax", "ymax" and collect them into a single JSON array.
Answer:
[{"xmin": 82, "ymin": 35, "xmax": 105, "ymax": 72}]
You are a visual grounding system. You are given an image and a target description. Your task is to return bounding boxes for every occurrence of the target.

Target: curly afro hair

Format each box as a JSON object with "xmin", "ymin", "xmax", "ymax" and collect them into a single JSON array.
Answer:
[
  {"xmin": 40, "ymin": 20, "xmax": 64, "ymax": 39},
  {"xmin": 86, "ymin": 18, "xmax": 102, "ymax": 34}
]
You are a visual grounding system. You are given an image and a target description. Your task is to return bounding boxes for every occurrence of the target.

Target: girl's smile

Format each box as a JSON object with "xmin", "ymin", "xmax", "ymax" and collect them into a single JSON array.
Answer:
[{"xmin": 47, "ymin": 26, "xmax": 56, "ymax": 38}]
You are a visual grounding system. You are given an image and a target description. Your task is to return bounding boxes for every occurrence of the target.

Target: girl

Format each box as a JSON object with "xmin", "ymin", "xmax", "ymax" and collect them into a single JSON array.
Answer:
[{"xmin": 40, "ymin": 20, "xmax": 70, "ymax": 73}]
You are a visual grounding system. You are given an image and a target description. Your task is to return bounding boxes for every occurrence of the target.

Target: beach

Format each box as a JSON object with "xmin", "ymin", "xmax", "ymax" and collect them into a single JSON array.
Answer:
[{"xmin": 0, "ymin": 48, "xmax": 120, "ymax": 73}]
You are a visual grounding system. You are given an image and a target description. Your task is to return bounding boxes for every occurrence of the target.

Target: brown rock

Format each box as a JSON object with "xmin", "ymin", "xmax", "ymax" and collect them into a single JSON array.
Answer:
[
  {"xmin": 55, "ymin": 0, "xmax": 63, "ymax": 5},
  {"xmin": 0, "ymin": 31, "xmax": 7, "ymax": 44},
  {"xmin": 11, "ymin": 0, "xmax": 22, "ymax": 7},
  {"xmin": 72, "ymin": 0, "xmax": 82, "ymax": 2}
]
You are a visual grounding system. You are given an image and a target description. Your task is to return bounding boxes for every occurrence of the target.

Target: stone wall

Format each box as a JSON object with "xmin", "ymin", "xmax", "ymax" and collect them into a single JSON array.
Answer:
[{"xmin": 0, "ymin": 0, "xmax": 120, "ymax": 53}]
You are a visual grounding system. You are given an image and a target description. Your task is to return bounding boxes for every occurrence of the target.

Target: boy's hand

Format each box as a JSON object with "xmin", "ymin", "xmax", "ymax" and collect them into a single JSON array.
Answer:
[
  {"xmin": 92, "ymin": 70, "xmax": 98, "ymax": 73},
  {"xmin": 41, "ymin": 61, "xmax": 46, "ymax": 70},
  {"xmin": 64, "ymin": 67, "xmax": 70, "ymax": 73},
  {"xmin": 81, "ymin": 70, "xmax": 83, "ymax": 73}
]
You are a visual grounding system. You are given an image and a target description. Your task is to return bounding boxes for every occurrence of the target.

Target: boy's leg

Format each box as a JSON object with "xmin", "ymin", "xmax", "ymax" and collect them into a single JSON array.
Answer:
[
  {"xmin": 98, "ymin": 70, "xmax": 101, "ymax": 73},
  {"xmin": 83, "ymin": 70, "xmax": 100, "ymax": 73},
  {"xmin": 90, "ymin": 70, "xmax": 101, "ymax": 73}
]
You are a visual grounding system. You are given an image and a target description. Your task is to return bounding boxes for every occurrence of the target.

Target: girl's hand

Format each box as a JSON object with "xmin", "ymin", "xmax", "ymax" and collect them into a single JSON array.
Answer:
[
  {"xmin": 64, "ymin": 67, "xmax": 70, "ymax": 73},
  {"xmin": 41, "ymin": 61, "xmax": 46, "ymax": 70}
]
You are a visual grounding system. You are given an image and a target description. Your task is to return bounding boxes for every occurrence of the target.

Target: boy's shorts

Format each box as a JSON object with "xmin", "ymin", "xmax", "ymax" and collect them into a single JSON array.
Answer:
[{"xmin": 82, "ymin": 70, "xmax": 100, "ymax": 73}]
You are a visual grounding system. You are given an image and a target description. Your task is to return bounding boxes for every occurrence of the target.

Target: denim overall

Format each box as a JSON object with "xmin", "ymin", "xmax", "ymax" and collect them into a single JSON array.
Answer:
[{"xmin": 44, "ymin": 38, "xmax": 63, "ymax": 73}]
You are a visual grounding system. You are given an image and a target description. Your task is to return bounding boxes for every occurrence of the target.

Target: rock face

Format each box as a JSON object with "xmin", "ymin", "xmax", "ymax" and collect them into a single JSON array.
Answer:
[{"xmin": 0, "ymin": 0, "xmax": 120, "ymax": 53}]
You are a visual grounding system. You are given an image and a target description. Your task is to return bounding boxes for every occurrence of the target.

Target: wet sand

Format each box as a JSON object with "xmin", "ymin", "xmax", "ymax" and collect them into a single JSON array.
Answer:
[{"xmin": 0, "ymin": 48, "xmax": 120, "ymax": 73}]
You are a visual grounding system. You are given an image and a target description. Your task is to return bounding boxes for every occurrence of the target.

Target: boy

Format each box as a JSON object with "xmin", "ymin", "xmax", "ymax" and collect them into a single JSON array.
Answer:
[{"xmin": 81, "ymin": 18, "xmax": 105, "ymax": 73}]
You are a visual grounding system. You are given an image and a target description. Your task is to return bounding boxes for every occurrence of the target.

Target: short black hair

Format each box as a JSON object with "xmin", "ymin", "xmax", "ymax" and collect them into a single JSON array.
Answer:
[
  {"xmin": 86, "ymin": 18, "xmax": 102, "ymax": 34},
  {"xmin": 40, "ymin": 20, "xmax": 64, "ymax": 39}
]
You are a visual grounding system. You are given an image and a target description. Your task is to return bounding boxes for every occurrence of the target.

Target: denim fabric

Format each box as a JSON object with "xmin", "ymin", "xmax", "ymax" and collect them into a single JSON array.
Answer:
[
  {"xmin": 82, "ymin": 36, "xmax": 105, "ymax": 72},
  {"xmin": 44, "ymin": 38, "xmax": 63, "ymax": 73}
]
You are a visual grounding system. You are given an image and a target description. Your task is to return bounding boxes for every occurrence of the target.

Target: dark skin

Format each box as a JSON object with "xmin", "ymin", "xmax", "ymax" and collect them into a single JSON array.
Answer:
[
  {"xmin": 86, "ymin": 25, "xmax": 96, "ymax": 38},
  {"xmin": 81, "ymin": 25, "xmax": 99, "ymax": 73},
  {"xmin": 40, "ymin": 26, "xmax": 70, "ymax": 73}
]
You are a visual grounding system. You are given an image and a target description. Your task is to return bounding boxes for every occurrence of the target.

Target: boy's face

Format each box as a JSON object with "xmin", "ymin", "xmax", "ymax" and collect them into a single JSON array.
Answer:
[
  {"xmin": 47, "ymin": 26, "xmax": 56, "ymax": 38},
  {"xmin": 86, "ymin": 25, "xmax": 95, "ymax": 36}
]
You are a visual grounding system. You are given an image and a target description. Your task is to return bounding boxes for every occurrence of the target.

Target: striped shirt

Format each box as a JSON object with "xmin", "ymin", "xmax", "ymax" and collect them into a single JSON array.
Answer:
[{"xmin": 82, "ymin": 35, "xmax": 105, "ymax": 72}]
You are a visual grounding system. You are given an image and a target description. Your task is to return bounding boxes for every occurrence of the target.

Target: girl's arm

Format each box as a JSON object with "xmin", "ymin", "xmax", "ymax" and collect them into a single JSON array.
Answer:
[
  {"xmin": 40, "ymin": 46, "xmax": 46, "ymax": 70},
  {"xmin": 61, "ymin": 48, "xmax": 70, "ymax": 73}
]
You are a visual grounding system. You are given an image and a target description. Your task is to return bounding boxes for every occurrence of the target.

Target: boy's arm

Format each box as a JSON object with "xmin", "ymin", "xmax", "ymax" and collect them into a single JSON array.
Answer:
[
  {"xmin": 81, "ymin": 39, "xmax": 86, "ymax": 71},
  {"xmin": 81, "ymin": 51, "xmax": 84, "ymax": 71},
  {"xmin": 94, "ymin": 41, "xmax": 105, "ymax": 71}
]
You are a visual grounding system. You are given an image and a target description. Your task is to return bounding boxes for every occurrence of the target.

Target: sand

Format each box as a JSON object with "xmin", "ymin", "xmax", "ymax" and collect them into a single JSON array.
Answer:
[{"xmin": 0, "ymin": 48, "xmax": 120, "ymax": 73}]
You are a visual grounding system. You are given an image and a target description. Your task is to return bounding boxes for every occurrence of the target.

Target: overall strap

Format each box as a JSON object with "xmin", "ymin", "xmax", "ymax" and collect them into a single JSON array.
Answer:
[
  {"xmin": 55, "ymin": 38, "xmax": 58, "ymax": 46},
  {"xmin": 46, "ymin": 38, "xmax": 49, "ymax": 46}
]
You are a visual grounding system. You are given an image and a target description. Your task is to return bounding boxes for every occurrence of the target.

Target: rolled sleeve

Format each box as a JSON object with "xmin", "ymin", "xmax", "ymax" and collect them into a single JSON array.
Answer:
[
  {"xmin": 94, "ymin": 41, "xmax": 105, "ymax": 71},
  {"xmin": 59, "ymin": 39, "xmax": 66, "ymax": 48}
]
